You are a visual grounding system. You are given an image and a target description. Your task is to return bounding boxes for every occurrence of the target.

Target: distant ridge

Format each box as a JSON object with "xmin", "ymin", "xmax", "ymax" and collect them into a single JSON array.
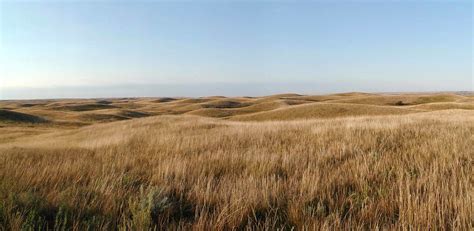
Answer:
[{"xmin": 379, "ymin": 91, "xmax": 474, "ymax": 96}]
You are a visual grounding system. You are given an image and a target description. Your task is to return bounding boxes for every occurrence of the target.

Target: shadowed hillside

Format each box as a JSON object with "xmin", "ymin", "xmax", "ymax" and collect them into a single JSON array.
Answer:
[{"xmin": 0, "ymin": 109, "xmax": 48, "ymax": 124}]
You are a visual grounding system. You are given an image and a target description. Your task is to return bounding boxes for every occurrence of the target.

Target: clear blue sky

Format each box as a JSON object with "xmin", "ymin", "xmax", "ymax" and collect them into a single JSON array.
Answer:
[{"xmin": 0, "ymin": 1, "xmax": 472, "ymax": 99}]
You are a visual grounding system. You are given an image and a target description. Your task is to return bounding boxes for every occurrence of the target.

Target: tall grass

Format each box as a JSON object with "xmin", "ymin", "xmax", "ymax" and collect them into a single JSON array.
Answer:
[{"xmin": 0, "ymin": 112, "xmax": 472, "ymax": 230}]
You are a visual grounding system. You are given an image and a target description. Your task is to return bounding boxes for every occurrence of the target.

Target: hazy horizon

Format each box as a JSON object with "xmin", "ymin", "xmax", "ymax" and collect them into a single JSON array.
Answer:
[
  {"xmin": 1, "ymin": 1, "xmax": 472, "ymax": 99},
  {"xmin": 2, "ymin": 83, "xmax": 473, "ymax": 100}
]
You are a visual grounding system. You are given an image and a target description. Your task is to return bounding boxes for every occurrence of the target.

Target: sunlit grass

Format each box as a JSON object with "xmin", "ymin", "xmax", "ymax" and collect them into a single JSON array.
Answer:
[{"xmin": 0, "ymin": 110, "xmax": 472, "ymax": 230}]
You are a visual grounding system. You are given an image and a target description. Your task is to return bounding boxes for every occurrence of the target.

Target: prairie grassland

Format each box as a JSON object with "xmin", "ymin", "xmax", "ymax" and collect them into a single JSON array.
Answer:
[{"xmin": 0, "ymin": 93, "xmax": 473, "ymax": 230}]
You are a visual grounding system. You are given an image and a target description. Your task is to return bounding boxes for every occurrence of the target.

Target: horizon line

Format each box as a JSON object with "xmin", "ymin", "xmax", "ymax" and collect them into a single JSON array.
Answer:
[{"xmin": 1, "ymin": 90, "xmax": 472, "ymax": 101}]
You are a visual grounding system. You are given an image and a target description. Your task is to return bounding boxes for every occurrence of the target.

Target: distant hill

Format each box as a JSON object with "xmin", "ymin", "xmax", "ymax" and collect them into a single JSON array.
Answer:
[{"xmin": 0, "ymin": 109, "xmax": 48, "ymax": 123}]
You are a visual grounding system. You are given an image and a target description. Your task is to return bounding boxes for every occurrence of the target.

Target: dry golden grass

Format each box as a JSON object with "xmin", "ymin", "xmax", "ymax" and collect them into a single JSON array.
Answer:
[
  {"xmin": 330, "ymin": 94, "xmax": 463, "ymax": 106},
  {"xmin": 0, "ymin": 93, "xmax": 472, "ymax": 230},
  {"xmin": 230, "ymin": 103, "xmax": 421, "ymax": 121}
]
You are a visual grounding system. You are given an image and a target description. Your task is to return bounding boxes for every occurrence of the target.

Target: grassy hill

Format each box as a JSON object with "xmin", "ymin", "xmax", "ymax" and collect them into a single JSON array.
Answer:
[
  {"xmin": 0, "ymin": 109, "xmax": 48, "ymax": 124},
  {"xmin": 231, "ymin": 103, "xmax": 421, "ymax": 121},
  {"xmin": 2, "ymin": 92, "xmax": 472, "ymax": 124}
]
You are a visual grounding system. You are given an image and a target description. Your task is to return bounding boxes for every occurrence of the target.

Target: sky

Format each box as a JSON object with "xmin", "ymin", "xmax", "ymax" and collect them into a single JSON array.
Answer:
[{"xmin": 0, "ymin": 0, "xmax": 472, "ymax": 99}]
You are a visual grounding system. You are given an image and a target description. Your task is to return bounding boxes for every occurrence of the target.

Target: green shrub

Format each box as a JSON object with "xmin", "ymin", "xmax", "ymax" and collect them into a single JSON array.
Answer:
[{"xmin": 128, "ymin": 186, "xmax": 170, "ymax": 230}]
